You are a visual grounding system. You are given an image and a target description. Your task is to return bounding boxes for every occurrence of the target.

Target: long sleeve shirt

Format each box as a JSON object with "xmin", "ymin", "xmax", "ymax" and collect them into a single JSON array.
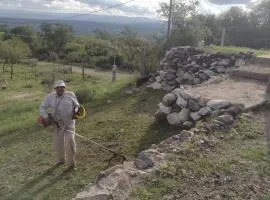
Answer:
[{"xmin": 39, "ymin": 91, "xmax": 80, "ymax": 127}]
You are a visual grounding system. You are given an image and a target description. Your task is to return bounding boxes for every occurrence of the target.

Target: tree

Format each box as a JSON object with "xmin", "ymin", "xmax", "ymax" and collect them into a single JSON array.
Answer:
[
  {"xmin": 93, "ymin": 29, "xmax": 112, "ymax": 40},
  {"xmin": 39, "ymin": 23, "xmax": 74, "ymax": 57},
  {"xmin": 157, "ymin": 0, "xmax": 199, "ymax": 28},
  {"xmin": 0, "ymin": 38, "xmax": 31, "ymax": 79},
  {"xmin": 8, "ymin": 25, "xmax": 39, "ymax": 55}
]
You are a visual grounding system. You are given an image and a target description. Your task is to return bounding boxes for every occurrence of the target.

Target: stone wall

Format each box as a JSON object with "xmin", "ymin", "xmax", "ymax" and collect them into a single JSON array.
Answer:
[{"xmin": 148, "ymin": 46, "xmax": 253, "ymax": 91}]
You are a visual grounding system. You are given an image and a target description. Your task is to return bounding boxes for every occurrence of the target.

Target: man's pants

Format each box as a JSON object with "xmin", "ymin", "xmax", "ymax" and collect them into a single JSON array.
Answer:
[{"xmin": 54, "ymin": 125, "xmax": 76, "ymax": 167}]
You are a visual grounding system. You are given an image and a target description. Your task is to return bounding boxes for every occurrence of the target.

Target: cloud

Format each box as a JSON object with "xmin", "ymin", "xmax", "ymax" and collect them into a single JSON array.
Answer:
[
  {"xmin": 0, "ymin": 0, "xmax": 154, "ymax": 16},
  {"xmin": 208, "ymin": 0, "xmax": 252, "ymax": 5}
]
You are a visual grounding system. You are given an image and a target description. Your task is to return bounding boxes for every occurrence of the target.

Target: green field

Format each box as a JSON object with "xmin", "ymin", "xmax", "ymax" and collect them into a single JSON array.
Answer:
[{"xmin": 0, "ymin": 63, "xmax": 173, "ymax": 200}]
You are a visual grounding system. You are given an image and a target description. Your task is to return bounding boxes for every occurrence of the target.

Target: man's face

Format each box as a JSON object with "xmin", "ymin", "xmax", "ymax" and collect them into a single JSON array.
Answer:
[{"xmin": 55, "ymin": 86, "xmax": 65, "ymax": 96}]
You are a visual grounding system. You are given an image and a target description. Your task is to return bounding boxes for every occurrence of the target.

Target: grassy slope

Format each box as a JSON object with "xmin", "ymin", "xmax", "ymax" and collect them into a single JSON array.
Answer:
[
  {"xmin": 203, "ymin": 45, "xmax": 270, "ymax": 58},
  {"xmin": 0, "ymin": 63, "xmax": 180, "ymax": 200},
  {"xmin": 134, "ymin": 115, "xmax": 270, "ymax": 200}
]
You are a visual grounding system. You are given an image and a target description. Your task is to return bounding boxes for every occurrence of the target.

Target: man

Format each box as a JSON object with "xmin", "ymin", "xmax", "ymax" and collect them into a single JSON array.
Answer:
[{"xmin": 40, "ymin": 80, "xmax": 80, "ymax": 169}]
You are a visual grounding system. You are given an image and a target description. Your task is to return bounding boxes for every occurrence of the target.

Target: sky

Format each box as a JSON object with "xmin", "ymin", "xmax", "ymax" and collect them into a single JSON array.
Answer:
[{"xmin": 0, "ymin": 0, "xmax": 260, "ymax": 18}]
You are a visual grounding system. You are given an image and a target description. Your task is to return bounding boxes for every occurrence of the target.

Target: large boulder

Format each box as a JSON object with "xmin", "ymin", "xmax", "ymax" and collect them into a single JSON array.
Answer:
[{"xmin": 207, "ymin": 99, "xmax": 232, "ymax": 110}]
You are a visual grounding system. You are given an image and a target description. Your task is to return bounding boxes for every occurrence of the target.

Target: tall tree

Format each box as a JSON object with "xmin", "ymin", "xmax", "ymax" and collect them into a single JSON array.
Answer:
[{"xmin": 39, "ymin": 23, "xmax": 74, "ymax": 55}]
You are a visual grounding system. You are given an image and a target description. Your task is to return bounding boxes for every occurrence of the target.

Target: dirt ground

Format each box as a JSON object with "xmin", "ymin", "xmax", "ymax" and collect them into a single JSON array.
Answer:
[{"xmin": 185, "ymin": 77, "xmax": 266, "ymax": 109}]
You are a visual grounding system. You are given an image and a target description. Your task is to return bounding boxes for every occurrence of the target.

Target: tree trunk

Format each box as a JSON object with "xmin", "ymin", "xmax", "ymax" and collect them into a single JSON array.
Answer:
[
  {"xmin": 82, "ymin": 64, "xmax": 85, "ymax": 80},
  {"xmin": 10, "ymin": 64, "xmax": 14, "ymax": 79}
]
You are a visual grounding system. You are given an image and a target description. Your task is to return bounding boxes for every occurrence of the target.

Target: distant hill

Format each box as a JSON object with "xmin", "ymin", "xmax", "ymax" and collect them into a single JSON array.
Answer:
[{"xmin": 0, "ymin": 10, "xmax": 165, "ymax": 38}]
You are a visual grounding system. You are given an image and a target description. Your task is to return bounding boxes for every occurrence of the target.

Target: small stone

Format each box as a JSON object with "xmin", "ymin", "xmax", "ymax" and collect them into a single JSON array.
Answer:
[
  {"xmin": 198, "ymin": 106, "xmax": 212, "ymax": 116},
  {"xmin": 147, "ymin": 82, "xmax": 161, "ymax": 90},
  {"xmin": 162, "ymin": 93, "xmax": 177, "ymax": 106},
  {"xmin": 203, "ymin": 70, "xmax": 216, "ymax": 77},
  {"xmin": 210, "ymin": 110, "xmax": 221, "ymax": 118},
  {"xmin": 178, "ymin": 108, "xmax": 190, "ymax": 123},
  {"xmin": 183, "ymin": 121, "xmax": 193, "ymax": 128},
  {"xmin": 216, "ymin": 66, "xmax": 226, "ymax": 73},
  {"xmin": 135, "ymin": 152, "xmax": 154, "ymax": 170},
  {"xmin": 216, "ymin": 115, "xmax": 234, "ymax": 124},
  {"xmin": 198, "ymin": 72, "xmax": 208, "ymax": 80},
  {"xmin": 193, "ymin": 78, "xmax": 201, "ymax": 85},
  {"xmin": 188, "ymin": 99, "xmax": 200, "ymax": 112},
  {"xmin": 190, "ymin": 112, "xmax": 201, "ymax": 121},
  {"xmin": 158, "ymin": 103, "xmax": 172, "ymax": 114},
  {"xmin": 167, "ymin": 113, "xmax": 180, "ymax": 125},
  {"xmin": 176, "ymin": 96, "xmax": 187, "ymax": 108}
]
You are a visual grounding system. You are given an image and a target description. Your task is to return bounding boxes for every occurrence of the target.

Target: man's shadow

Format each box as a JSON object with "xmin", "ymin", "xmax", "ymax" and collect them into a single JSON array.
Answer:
[{"xmin": 6, "ymin": 164, "xmax": 74, "ymax": 200}]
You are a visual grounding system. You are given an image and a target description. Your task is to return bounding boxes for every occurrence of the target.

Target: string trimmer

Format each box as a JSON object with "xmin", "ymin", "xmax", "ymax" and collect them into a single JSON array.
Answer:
[{"xmin": 47, "ymin": 114, "xmax": 127, "ymax": 164}]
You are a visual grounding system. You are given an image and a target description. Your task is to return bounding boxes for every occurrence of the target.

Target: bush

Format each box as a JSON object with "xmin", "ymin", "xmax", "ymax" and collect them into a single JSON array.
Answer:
[{"xmin": 75, "ymin": 88, "xmax": 95, "ymax": 104}]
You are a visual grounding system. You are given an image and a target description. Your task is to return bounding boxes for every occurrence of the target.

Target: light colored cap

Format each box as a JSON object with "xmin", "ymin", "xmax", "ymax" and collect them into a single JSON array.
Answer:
[{"xmin": 54, "ymin": 80, "xmax": 66, "ymax": 88}]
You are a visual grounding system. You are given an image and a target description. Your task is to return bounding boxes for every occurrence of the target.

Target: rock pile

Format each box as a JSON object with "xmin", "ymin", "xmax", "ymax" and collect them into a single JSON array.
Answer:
[
  {"xmin": 149, "ymin": 46, "xmax": 253, "ymax": 91},
  {"xmin": 154, "ymin": 88, "xmax": 244, "ymax": 126}
]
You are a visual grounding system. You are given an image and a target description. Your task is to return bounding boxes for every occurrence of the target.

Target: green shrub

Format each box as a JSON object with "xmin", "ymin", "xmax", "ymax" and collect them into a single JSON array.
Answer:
[{"xmin": 75, "ymin": 88, "xmax": 96, "ymax": 104}]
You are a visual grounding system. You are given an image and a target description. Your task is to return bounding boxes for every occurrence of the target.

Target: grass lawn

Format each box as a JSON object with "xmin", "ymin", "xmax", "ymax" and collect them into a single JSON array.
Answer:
[
  {"xmin": 134, "ymin": 114, "xmax": 270, "ymax": 200},
  {"xmin": 0, "ymin": 62, "xmax": 176, "ymax": 200}
]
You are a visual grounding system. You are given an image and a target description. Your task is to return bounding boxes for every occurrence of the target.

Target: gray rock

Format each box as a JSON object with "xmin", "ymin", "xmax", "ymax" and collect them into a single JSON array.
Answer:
[
  {"xmin": 198, "ymin": 72, "xmax": 208, "ymax": 80},
  {"xmin": 175, "ymin": 77, "xmax": 183, "ymax": 84},
  {"xmin": 155, "ymin": 76, "xmax": 162, "ymax": 82},
  {"xmin": 211, "ymin": 61, "xmax": 218, "ymax": 66},
  {"xmin": 147, "ymin": 82, "xmax": 162, "ymax": 90},
  {"xmin": 167, "ymin": 112, "xmax": 180, "ymax": 125},
  {"xmin": 164, "ymin": 72, "xmax": 176, "ymax": 80},
  {"xmin": 210, "ymin": 110, "xmax": 221, "ymax": 118},
  {"xmin": 154, "ymin": 110, "xmax": 167, "ymax": 121},
  {"xmin": 176, "ymin": 69, "xmax": 185, "ymax": 77},
  {"xmin": 188, "ymin": 99, "xmax": 200, "ymax": 112},
  {"xmin": 167, "ymin": 80, "xmax": 177, "ymax": 85},
  {"xmin": 224, "ymin": 105, "xmax": 244, "ymax": 116},
  {"xmin": 235, "ymin": 58, "xmax": 246, "ymax": 66},
  {"xmin": 183, "ymin": 121, "xmax": 193, "ymax": 128},
  {"xmin": 216, "ymin": 115, "xmax": 234, "ymax": 124},
  {"xmin": 158, "ymin": 103, "xmax": 172, "ymax": 114},
  {"xmin": 197, "ymin": 99, "xmax": 207, "ymax": 107},
  {"xmin": 135, "ymin": 152, "xmax": 154, "ymax": 170},
  {"xmin": 178, "ymin": 108, "xmax": 190, "ymax": 123},
  {"xmin": 193, "ymin": 78, "xmax": 201, "ymax": 85},
  {"xmin": 182, "ymin": 72, "xmax": 194, "ymax": 81},
  {"xmin": 203, "ymin": 70, "xmax": 216, "ymax": 77},
  {"xmin": 162, "ymin": 93, "xmax": 177, "ymax": 106},
  {"xmin": 207, "ymin": 99, "xmax": 232, "ymax": 110},
  {"xmin": 190, "ymin": 112, "xmax": 201, "ymax": 121},
  {"xmin": 176, "ymin": 96, "xmax": 187, "ymax": 108},
  {"xmin": 167, "ymin": 113, "xmax": 180, "ymax": 125},
  {"xmin": 198, "ymin": 106, "xmax": 212, "ymax": 116},
  {"xmin": 218, "ymin": 59, "xmax": 230, "ymax": 66},
  {"xmin": 216, "ymin": 66, "xmax": 226, "ymax": 73},
  {"xmin": 163, "ymin": 85, "xmax": 175, "ymax": 91}
]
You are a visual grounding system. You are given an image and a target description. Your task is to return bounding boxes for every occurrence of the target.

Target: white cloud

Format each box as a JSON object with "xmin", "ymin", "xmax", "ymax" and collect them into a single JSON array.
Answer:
[{"xmin": 0, "ymin": 0, "xmax": 261, "ymax": 18}]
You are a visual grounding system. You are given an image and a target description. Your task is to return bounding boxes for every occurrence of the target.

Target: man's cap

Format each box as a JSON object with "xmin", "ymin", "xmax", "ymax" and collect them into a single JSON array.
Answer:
[{"xmin": 54, "ymin": 80, "xmax": 66, "ymax": 88}]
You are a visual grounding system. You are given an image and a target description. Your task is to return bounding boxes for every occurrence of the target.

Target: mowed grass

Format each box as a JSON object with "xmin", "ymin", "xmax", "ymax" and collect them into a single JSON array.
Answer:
[
  {"xmin": 0, "ymin": 62, "xmax": 175, "ymax": 200},
  {"xmin": 134, "ymin": 115, "xmax": 270, "ymax": 200}
]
